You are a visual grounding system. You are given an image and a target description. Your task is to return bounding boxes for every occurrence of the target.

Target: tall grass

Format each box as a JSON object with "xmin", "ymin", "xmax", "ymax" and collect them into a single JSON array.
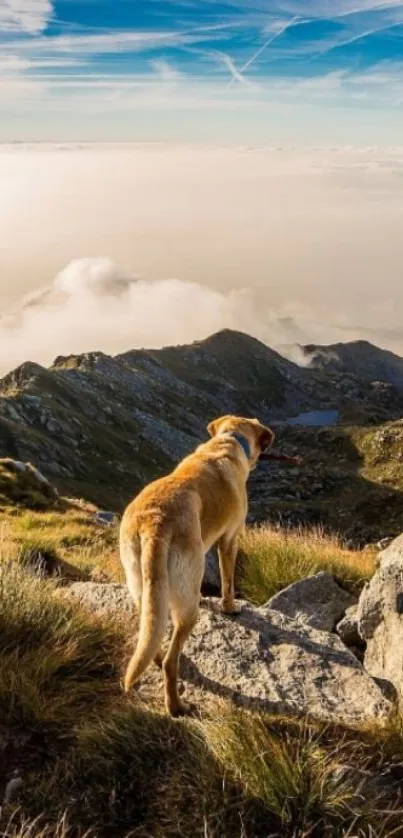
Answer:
[
  {"xmin": 0, "ymin": 508, "xmax": 122, "ymax": 582},
  {"xmin": 0, "ymin": 562, "xmax": 123, "ymax": 733},
  {"xmin": 1, "ymin": 519, "xmax": 401, "ymax": 838},
  {"xmin": 16, "ymin": 705, "xmax": 403, "ymax": 838},
  {"xmin": 239, "ymin": 526, "xmax": 376, "ymax": 605}
]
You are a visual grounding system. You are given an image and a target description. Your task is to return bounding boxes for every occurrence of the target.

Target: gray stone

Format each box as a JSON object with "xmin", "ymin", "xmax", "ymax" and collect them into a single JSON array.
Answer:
[
  {"xmin": 183, "ymin": 600, "xmax": 391, "ymax": 723},
  {"xmin": 93, "ymin": 510, "xmax": 118, "ymax": 527},
  {"xmin": 264, "ymin": 572, "xmax": 356, "ymax": 632},
  {"xmin": 357, "ymin": 533, "xmax": 403, "ymax": 705},
  {"xmin": 63, "ymin": 583, "xmax": 391, "ymax": 724},
  {"xmin": 65, "ymin": 582, "xmax": 134, "ymax": 619},
  {"xmin": 336, "ymin": 605, "xmax": 361, "ymax": 648}
]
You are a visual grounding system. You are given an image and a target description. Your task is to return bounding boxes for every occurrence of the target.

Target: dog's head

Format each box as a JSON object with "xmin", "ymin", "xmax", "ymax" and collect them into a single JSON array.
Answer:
[{"xmin": 207, "ymin": 415, "xmax": 274, "ymax": 468}]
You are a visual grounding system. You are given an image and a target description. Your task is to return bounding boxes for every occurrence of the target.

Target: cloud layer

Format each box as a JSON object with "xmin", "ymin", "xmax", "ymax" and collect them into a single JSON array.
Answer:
[
  {"xmin": 1, "ymin": 143, "xmax": 403, "ymax": 374},
  {"xmin": 0, "ymin": 257, "xmax": 289, "ymax": 372}
]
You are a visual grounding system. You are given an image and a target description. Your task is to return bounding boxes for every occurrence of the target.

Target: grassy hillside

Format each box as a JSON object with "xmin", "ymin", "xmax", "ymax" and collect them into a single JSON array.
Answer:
[
  {"xmin": 1, "ymin": 546, "xmax": 402, "ymax": 838},
  {"xmin": 2, "ymin": 475, "xmax": 402, "ymax": 838}
]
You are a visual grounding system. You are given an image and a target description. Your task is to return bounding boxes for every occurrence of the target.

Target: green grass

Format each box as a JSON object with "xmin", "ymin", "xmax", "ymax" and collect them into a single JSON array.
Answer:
[
  {"xmin": 0, "ymin": 561, "xmax": 124, "ymax": 736},
  {"xmin": 205, "ymin": 709, "xmax": 403, "ymax": 838},
  {"xmin": 1, "ymin": 510, "xmax": 402, "ymax": 838},
  {"xmin": 0, "ymin": 506, "xmax": 122, "ymax": 582},
  {"xmin": 238, "ymin": 525, "xmax": 376, "ymax": 605},
  {"xmin": 13, "ymin": 702, "xmax": 403, "ymax": 838}
]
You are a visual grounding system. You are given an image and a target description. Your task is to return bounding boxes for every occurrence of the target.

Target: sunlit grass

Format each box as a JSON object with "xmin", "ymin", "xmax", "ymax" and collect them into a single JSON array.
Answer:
[{"xmin": 239, "ymin": 525, "xmax": 376, "ymax": 605}]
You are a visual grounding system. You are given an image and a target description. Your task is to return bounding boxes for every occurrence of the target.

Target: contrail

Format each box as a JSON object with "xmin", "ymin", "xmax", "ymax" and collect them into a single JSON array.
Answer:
[
  {"xmin": 227, "ymin": 15, "xmax": 299, "ymax": 87},
  {"xmin": 216, "ymin": 51, "xmax": 252, "ymax": 85},
  {"xmin": 306, "ymin": 18, "xmax": 403, "ymax": 63}
]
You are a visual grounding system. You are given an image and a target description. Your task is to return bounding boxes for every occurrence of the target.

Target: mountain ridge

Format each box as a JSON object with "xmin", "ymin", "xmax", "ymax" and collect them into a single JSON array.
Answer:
[{"xmin": 1, "ymin": 328, "xmax": 403, "ymax": 543}]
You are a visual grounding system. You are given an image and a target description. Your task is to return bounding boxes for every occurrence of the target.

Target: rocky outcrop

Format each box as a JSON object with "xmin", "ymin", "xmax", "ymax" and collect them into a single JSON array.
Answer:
[
  {"xmin": 357, "ymin": 534, "xmax": 403, "ymax": 704},
  {"xmin": 336, "ymin": 605, "xmax": 361, "ymax": 648},
  {"xmin": 64, "ymin": 582, "xmax": 391, "ymax": 724},
  {"xmin": 184, "ymin": 599, "xmax": 390, "ymax": 724},
  {"xmin": 0, "ymin": 457, "xmax": 59, "ymax": 509},
  {"xmin": 264, "ymin": 572, "xmax": 356, "ymax": 632},
  {"xmin": 64, "ymin": 582, "xmax": 135, "ymax": 619}
]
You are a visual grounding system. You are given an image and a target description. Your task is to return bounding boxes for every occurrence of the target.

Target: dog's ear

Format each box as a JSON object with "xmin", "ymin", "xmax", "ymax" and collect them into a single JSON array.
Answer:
[
  {"xmin": 207, "ymin": 416, "xmax": 228, "ymax": 437},
  {"xmin": 258, "ymin": 426, "xmax": 275, "ymax": 451},
  {"xmin": 207, "ymin": 418, "xmax": 220, "ymax": 437}
]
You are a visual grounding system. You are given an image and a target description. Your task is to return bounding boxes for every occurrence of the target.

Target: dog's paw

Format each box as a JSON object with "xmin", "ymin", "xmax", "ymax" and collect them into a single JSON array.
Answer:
[
  {"xmin": 221, "ymin": 599, "xmax": 242, "ymax": 615},
  {"xmin": 167, "ymin": 698, "xmax": 195, "ymax": 717}
]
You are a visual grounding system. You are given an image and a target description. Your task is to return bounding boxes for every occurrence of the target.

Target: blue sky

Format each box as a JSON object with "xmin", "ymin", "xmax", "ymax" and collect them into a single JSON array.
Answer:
[{"xmin": 1, "ymin": 0, "xmax": 403, "ymax": 142}]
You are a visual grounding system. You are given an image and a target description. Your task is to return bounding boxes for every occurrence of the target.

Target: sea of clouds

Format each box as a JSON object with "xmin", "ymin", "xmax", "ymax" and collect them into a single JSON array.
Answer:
[{"xmin": 1, "ymin": 143, "xmax": 403, "ymax": 374}]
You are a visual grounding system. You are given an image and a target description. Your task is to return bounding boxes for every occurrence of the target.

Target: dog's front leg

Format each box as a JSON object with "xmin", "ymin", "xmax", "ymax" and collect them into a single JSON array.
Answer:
[{"xmin": 218, "ymin": 534, "xmax": 241, "ymax": 615}]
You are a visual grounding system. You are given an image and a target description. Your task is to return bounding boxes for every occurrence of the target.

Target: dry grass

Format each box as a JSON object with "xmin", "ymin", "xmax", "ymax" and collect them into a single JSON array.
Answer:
[
  {"xmin": 1, "ymin": 507, "xmax": 402, "ymax": 838},
  {"xmin": 239, "ymin": 525, "xmax": 376, "ymax": 605},
  {"xmin": 0, "ymin": 561, "xmax": 125, "ymax": 737},
  {"xmin": 0, "ymin": 506, "xmax": 122, "ymax": 582}
]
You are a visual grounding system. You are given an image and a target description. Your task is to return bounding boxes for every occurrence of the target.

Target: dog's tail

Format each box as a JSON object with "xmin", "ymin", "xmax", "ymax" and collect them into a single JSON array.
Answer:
[{"xmin": 124, "ymin": 533, "xmax": 170, "ymax": 693}]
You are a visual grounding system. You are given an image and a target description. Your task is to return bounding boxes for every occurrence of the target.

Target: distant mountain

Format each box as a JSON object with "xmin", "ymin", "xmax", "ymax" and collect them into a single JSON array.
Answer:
[
  {"xmin": 302, "ymin": 339, "xmax": 403, "ymax": 389},
  {"xmin": 1, "ymin": 328, "xmax": 403, "ymax": 543}
]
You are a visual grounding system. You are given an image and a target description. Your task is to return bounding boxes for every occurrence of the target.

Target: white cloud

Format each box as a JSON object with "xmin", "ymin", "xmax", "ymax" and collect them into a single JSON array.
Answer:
[
  {"xmin": 1, "ymin": 144, "xmax": 403, "ymax": 375},
  {"xmin": 0, "ymin": 0, "xmax": 53, "ymax": 33},
  {"xmin": 151, "ymin": 58, "xmax": 182, "ymax": 82},
  {"xmin": 3, "ymin": 23, "xmax": 233, "ymax": 57},
  {"xmin": 0, "ymin": 257, "xmax": 280, "ymax": 372}
]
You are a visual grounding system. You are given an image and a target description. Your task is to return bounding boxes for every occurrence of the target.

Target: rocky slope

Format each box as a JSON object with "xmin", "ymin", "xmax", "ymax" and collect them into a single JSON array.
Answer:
[
  {"xmin": 302, "ymin": 338, "xmax": 403, "ymax": 388},
  {"xmin": 1, "ymin": 329, "xmax": 403, "ymax": 543}
]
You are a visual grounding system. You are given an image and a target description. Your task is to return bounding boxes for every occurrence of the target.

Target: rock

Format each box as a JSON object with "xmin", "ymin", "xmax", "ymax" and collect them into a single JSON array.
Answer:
[
  {"xmin": 376, "ymin": 537, "xmax": 394, "ymax": 551},
  {"xmin": 357, "ymin": 533, "xmax": 403, "ymax": 705},
  {"xmin": 93, "ymin": 510, "xmax": 118, "ymax": 527},
  {"xmin": 336, "ymin": 605, "xmax": 362, "ymax": 648},
  {"xmin": 0, "ymin": 457, "xmax": 59, "ymax": 507},
  {"xmin": 64, "ymin": 583, "xmax": 391, "ymax": 724},
  {"xmin": 65, "ymin": 582, "xmax": 134, "ymax": 619},
  {"xmin": 2, "ymin": 772, "xmax": 23, "ymax": 806},
  {"xmin": 330, "ymin": 763, "xmax": 402, "ymax": 807},
  {"xmin": 264, "ymin": 572, "xmax": 356, "ymax": 632},
  {"xmin": 183, "ymin": 600, "xmax": 390, "ymax": 724}
]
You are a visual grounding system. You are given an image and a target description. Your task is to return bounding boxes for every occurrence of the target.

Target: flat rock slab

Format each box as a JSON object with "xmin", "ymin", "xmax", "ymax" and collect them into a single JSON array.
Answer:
[
  {"xmin": 183, "ymin": 599, "xmax": 390, "ymax": 724},
  {"xmin": 64, "ymin": 582, "xmax": 135, "ymax": 619},
  {"xmin": 62, "ymin": 583, "xmax": 391, "ymax": 724},
  {"xmin": 265, "ymin": 572, "xmax": 356, "ymax": 632}
]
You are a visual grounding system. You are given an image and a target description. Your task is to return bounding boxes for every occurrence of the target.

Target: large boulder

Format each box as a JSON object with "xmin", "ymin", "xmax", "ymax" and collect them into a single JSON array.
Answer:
[
  {"xmin": 65, "ymin": 582, "xmax": 134, "ymax": 619},
  {"xmin": 64, "ymin": 583, "xmax": 391, "ymax": 724},
  {"xmin": 265, "ymin": 572, "xmax": 356, "ymax": 632},
  {"xmin": 336, "ymin": 605, "xmax": 362, "ymax": 649},
  {"xmin": 357, "ymin": 533, "xmax": 403, "ymax": 704},
  {"xmin": 182, "ymin": 600, "xmax": 390, "ymax": 724}
]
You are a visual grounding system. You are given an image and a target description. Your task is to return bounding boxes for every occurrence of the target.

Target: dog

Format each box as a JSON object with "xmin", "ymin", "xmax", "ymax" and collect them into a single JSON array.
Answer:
[{"xmin": 120, "ymin": 414, "xmax": 274, "ymax": 716}]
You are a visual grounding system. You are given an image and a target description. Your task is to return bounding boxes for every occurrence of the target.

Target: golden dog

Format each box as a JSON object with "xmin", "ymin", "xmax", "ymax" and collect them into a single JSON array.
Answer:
[{"xmin": 120, "ymin": 414, "xmax": 274, "ymax": 716}]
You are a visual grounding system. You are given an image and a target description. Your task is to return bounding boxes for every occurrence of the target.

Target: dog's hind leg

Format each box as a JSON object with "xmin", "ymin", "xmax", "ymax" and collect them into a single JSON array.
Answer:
[
  {"xmin": 163, "ymin": 543, "xmax": 204, "ymax": 716},
  {"xmin": 163, "ymin": 608, "xmax": 198, "ymax": 716}
]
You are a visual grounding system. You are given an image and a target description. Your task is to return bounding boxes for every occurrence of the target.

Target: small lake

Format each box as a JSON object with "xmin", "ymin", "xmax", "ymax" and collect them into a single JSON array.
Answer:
[{"xmin": 287, "ymin": 409, "xmax": 339, "ymax": 427}]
